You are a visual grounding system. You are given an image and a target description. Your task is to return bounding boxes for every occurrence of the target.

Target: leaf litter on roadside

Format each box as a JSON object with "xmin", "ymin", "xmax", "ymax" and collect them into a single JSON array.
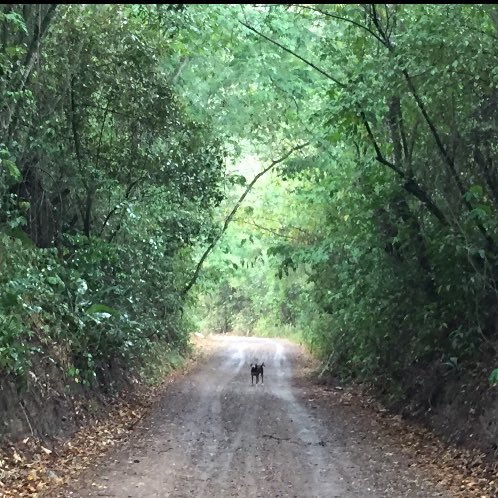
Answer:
[
  {"xmin": 0, "ymin": 350, "xmax": 201, "ymax": 498},
  {"xmin": 0, "ymin": 397, "xmax": 145, "ymax": 497},
  {"xmin": 309, "ymin": 379, "xmax": 498, "ymax": 498}
]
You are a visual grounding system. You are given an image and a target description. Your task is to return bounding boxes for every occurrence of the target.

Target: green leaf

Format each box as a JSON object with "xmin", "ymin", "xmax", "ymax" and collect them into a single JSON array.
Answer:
[
  {"xmin": 47, "ymin": 276, "xmax": 63, "ymax": 286},
  {"xmin": 489, "ymin": 368, "xmax": 498, "ymax": 386},
  {"xmin": 86, "ymin": 304, "xmax": 120, "ymax": 316},
  {"xmin": 1, "ymin": 159, "xmax": 21, "ymax": 181}
]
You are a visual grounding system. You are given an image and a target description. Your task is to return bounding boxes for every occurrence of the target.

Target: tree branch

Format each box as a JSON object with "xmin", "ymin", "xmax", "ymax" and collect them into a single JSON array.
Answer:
[
  {"xmin": 100, "ymin": 177, "xmax": 143, "ymax": 237},
  {"xmin": 181, "ymin": 143, "xmax": 309, "ymax": 296},
  {"xmin": 361, "ymin": 111, "xmax": 449, "ymax": 226},
  {"xmin": 6, "ymin": 4, "xmax": 58, "ymax": 139},
  {"xmin": 290, "ymin": 4, "xmax": 385, "ymax": 45},
  {"xmin": 239, "ymin": 21, "xmax": 346, "ymax": 88},
  {"xmin": 169, "ymin": 56, "xmax": 190, "ymax": 85},
  {"xmin": 243, "ymin": 10, "xmax": 450, "ymax": 228},
  {"xmin": 237, "ymin": 219, "xmax": 308, "ymax": 242},
  {"xmin": 365, "ymin": 5, "xmax": 496, "ymax": 248}
]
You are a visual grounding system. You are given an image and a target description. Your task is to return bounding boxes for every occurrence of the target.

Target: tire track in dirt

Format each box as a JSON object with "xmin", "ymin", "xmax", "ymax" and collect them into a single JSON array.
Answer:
[{"xmin": 57, "ymin": 336, "xmax": 451, "ymax": 498}]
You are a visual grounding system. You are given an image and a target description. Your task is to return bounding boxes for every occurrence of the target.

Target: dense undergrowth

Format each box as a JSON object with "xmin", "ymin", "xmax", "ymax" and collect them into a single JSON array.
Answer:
[{"xmin": 0, "ymin": 5, "xmax": 225, "ymax": 394}]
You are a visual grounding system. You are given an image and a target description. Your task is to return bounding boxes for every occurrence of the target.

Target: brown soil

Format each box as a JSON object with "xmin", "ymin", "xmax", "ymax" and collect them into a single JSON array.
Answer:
[{"xmin": 48, "ymin": 336, "xmax": 455, "ymax": 498}]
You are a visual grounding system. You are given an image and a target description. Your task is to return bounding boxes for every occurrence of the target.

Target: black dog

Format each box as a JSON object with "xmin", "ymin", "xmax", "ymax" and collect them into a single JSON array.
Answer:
[{"xmin": 250, "ymin": 362, "xmax": 265, "ymax": 385}]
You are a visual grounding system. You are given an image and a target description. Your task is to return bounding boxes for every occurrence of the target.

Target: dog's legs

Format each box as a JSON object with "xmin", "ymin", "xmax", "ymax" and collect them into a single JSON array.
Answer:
[{"xmin": 261, "ymin": 372, "xmax": 264, "ymax": 384}]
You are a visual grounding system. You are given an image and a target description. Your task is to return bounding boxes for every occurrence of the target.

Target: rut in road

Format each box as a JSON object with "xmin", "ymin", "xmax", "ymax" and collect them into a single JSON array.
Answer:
[{"xmin": 59, "ymin": 336, "xmax": 449, "ymax": 498}]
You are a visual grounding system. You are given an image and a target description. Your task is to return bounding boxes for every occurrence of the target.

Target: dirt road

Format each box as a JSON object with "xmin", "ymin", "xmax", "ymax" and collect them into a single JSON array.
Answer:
[{"xmin": 60, "ymin": 336, "xmax": 450, "ymax": 497}]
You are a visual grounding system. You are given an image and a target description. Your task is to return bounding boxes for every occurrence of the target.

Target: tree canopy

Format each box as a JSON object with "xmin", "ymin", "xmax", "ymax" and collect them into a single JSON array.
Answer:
[{"xmin": 2, "ymin": 4, "xmax": 498, "ymax": 405}]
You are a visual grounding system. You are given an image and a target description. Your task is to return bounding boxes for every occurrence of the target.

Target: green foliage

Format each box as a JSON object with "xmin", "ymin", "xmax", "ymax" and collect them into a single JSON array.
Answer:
[
  {"xmin": 0, "ymin": 4, "xmax": 226, "ymax": 386},
  {"xmin": 3, "ymin": 3, "xmax": 498, "ymax": 415},
  {"xmin": 489, "ymin": 369, "xmax": 498, "ymax": 386},
  {"xmin": 189, "ymin": 4, "xmax": 498, "ymax": 406}
]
